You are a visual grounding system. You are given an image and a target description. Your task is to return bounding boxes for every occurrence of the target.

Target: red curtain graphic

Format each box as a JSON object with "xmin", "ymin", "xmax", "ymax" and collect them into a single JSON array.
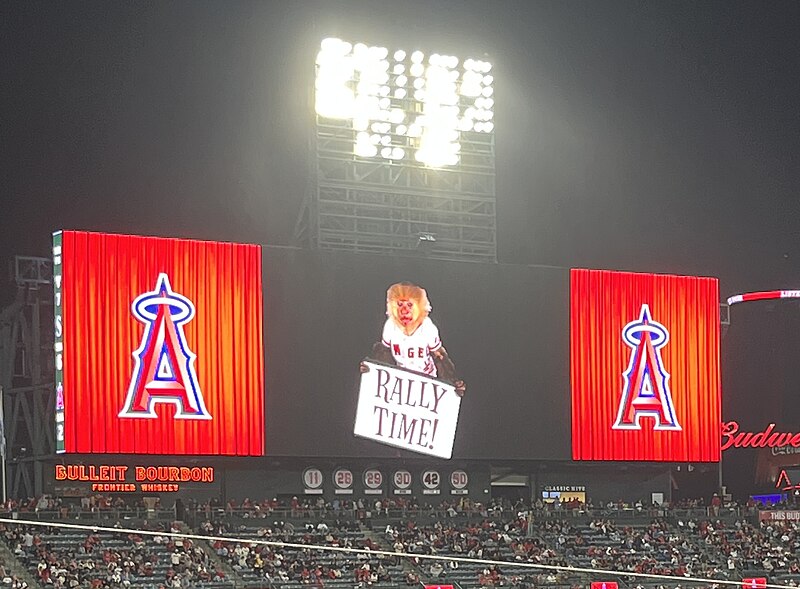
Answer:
[
  {"xmin": 60, "ymin": 231, "xmax": 264, "ymax": 455},
  {"xmin": 570, "ymin": 269, "xmax": 720, "ymax": 462}
]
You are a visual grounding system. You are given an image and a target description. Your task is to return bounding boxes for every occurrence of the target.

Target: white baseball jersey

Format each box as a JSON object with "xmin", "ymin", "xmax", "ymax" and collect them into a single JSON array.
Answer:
[{"xmin": 381, "ymin": 317, "xmax": 442, "ymax": 377}]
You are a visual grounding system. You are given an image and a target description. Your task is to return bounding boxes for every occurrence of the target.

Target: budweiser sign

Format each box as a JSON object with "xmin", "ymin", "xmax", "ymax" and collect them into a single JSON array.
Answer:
[{"xmin": 722, "ymin": 421, "xmax": 800, "ymax": 451}]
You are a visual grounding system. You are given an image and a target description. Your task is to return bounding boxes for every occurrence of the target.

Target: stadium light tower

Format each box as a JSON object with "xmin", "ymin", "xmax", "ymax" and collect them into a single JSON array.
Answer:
[{"xmin": 294, "ymin": 37, "xmax": 497, "ymax": 262}]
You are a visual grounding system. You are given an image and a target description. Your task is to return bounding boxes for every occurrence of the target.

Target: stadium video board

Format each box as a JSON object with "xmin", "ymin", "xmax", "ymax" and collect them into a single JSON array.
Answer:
[
  {"xmin": 54, "ymin": 231, "xmax": 264, "ymax": 455},
  {"xmin": 570, "ymin": 269, "xmax": 721, "ymax": 462},
  {"xmin": 262, "ymin": 248, "xmax": 571, "ymax": 461},
  {"xmin": 722, "ymin": 299, "xmax": 800, "ymax": 492},
  {"xmin": 53, "ymin": 232, "xmax": 722, "ymax": 463}
]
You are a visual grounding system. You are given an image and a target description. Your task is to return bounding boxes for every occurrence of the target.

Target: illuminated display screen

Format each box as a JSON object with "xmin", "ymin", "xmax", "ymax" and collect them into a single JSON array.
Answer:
[
  {"xmin": 570, "ymin": 269, "xmax": 721, "ymax": 462},
  {"xmin": 53, "ymin": 236, "xmax": 724, "ymax": 463},
  {"xmin": 54, "ymin": 464, "xmax": 215, "ymax": 493},
  {"xmin": 54, "ymin": 231, "xmax": 264, "ymax": 456},
  {"xmin": 543, "ymin": 485, "xmax": 586, "ymax": 504},
  {"xmin": 315, "ymin": 37, "xmax": 494, "ymax": 167},
  {"xmin": 723, "ymin": 299, "xmax": 800, "ymax": 491},
  {"xmin": 262, "ymin": 249, "xmax": 570, "ymax": 461}
]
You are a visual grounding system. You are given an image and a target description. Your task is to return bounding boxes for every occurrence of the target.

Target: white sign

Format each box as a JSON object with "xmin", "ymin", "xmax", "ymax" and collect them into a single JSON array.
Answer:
[
  {"xmin": 354, "ymin": 361, "xmax": 462, "ymax": 459},
  {"xmin": 450, "ymin": 470, "xmax": 468, "ymax": 489},
  {"xmin": 303, "ymin": 468, "xmax": 322, "ymax": 493},
  {"xmin": 393, "ymin": 470, "xmax": 412, "ymax": 495},
  {"xmin": 333, "ymin": 468, "xmax": 353, "ymax": 489},
  {"xmin": 393, "ymin": 470, "xmax": 412, "ymax": 489},
  {"xmin": 333, "ymin": 469, "xmax": 354, "ymax": 496},
  {"xmin": 422, "ymin": 470, "xmax": 441, "ymax": 489},
  {"xmin": 364, "ymin": 469, "xmax": 383, "ymax": 491}
]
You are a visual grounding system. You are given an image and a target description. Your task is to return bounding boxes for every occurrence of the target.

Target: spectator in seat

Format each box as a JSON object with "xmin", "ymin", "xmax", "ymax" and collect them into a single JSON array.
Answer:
[{"xmin": 429, "ymin": 561, "xmax": 445, "ymax": 578}]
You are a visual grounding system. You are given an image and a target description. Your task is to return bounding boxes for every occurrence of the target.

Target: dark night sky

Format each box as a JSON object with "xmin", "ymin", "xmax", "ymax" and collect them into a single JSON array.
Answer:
[{"xmin": 2, "ymin": 0, "xmax": 800, "ymax": 303}]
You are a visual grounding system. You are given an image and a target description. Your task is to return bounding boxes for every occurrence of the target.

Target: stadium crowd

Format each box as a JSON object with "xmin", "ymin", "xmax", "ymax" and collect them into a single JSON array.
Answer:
[
  {"xmin": 0, "ymin": 520, "xmax": 228, "ymax": 589},
  {"xmin": 0, "ymin": 494, "xmax": 799, "ymax": 589},
  {"xmin": 199, "ymin": 518, "xmax": 398, "ymax": 587}
]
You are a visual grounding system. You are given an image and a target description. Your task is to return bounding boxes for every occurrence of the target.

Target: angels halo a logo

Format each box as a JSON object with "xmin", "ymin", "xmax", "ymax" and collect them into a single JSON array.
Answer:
[
  {"xmin": 119, "ymin": 273, "xmax": 211, "ymax": 420},
  {"xmin": 613, "ymin": 304, "xmax": 680, "ymax": 431}
]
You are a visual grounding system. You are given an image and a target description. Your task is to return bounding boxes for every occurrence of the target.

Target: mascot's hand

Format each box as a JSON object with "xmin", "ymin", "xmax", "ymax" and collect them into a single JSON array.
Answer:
[
  {"xmin": 359, "ymin": 361, "xmax": 370, "ymax": 374},
  {"xmin": 454, "ymin": 380, "xmax": 466, "ymax": 397}
]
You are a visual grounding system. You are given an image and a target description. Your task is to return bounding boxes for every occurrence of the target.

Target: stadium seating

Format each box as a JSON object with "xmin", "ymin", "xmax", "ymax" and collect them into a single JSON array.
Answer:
[{"xmin": 1, "ymin": 497, "xmax": 799, "ymax": 589}]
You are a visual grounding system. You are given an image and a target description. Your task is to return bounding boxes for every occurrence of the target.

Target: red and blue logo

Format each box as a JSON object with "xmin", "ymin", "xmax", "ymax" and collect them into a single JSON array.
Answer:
[
  {"xmin": 119, "ymin": 273, "xmax": 211, "ymax": 420},
  {"xmin": 613, "ymin": 304, "xmax": 680, "ymax": 431}
]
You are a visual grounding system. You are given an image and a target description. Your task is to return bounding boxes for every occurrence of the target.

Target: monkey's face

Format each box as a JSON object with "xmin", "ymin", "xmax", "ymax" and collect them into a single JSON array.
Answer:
[
  {"xmin": 394, "ymin": 299, "xmax": 420, "ymax": 333},
  {"xmin": 386, "ymin": 282, "xmax": 430, "ymax": 335},
  {"xmin": 395, "ymin": 299, "xmax": 417, "ymax": 327}
]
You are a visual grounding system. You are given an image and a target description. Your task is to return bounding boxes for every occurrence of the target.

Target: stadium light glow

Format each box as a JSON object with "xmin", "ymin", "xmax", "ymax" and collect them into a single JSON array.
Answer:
[
  {"xmin": 389, "ymin": 109, "xmax": 405, "ymax": 124},
  {"xmin": 315, "ymin": 38, "xmax": 495, "ymax": 167}
]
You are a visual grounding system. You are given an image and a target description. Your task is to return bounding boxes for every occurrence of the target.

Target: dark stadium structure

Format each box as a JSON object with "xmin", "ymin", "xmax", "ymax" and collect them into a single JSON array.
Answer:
[
  {"xmin": 0, "ymin": 246, "xmax": 779, "ymax": 504},
  {"xmin": 4, "ymin": 5, "xmax": 800, "ymax": 589}
]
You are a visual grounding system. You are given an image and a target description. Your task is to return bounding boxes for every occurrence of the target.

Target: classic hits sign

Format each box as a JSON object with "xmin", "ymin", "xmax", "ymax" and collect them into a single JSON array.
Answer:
[{"xmin": 354, "ymin": 361, "xmax": 462, "ymax": 459}]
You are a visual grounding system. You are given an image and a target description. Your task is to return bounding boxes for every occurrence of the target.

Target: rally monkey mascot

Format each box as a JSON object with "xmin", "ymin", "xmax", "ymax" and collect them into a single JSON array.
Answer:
[{"xmin": 361, "ymin": 282, "xmax": 466, "ymax": 396}]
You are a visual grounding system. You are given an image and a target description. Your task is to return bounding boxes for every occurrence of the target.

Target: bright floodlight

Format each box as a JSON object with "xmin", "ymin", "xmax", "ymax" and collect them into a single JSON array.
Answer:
[
  {"xmin": 315, "ymin": 38, "xmax": 495, "ymax": 167},
  {"xmin": 409, "ymin": 63, "xmax": 425, "ymax": 78}
]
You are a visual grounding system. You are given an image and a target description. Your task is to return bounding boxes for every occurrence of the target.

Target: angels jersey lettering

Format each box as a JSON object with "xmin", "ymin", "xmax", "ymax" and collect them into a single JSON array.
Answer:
[{"xmin": 382, "ymin": 317, "xmax": 442, "ymax": 376}]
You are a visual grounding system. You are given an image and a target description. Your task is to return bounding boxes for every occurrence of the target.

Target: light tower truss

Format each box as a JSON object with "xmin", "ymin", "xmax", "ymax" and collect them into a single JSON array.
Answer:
[{"xmin": 0, "ymin": 256, "xmax": 55, "ymax": 498}]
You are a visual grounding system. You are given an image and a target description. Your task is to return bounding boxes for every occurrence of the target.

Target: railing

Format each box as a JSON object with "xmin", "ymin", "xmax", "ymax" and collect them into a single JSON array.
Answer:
[
  {"xmin": 197, "ymin": 505, "xmax": 737, "ymax": 522},
  {"xmin": 0, "ymin": 503, "xmax": 769, "ymax": 528},
  {"xmin": 0, "ymin": 507, "xmax": 178, "ymax": 523}
]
